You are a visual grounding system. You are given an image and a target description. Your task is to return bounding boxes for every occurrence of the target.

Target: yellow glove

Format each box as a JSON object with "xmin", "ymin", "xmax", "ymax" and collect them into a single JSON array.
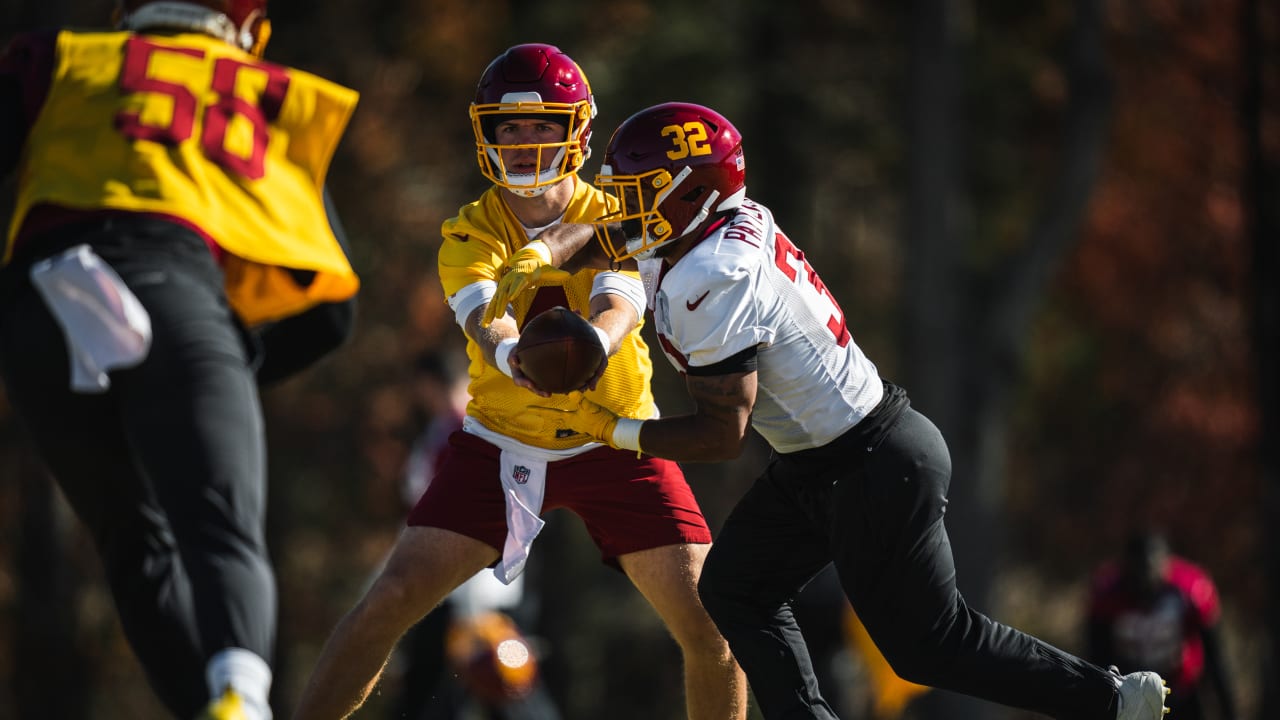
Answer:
[
  {"xmin": 519, "ymin": 392, "xmax": 619, "ymax": 443},
  {"xmin": 568, "ymin": 392, "xmax": 622, "ymax": 446},
  {"xmin": 482, "ymin": 241, "xmax": 572, "ymax": 326}
]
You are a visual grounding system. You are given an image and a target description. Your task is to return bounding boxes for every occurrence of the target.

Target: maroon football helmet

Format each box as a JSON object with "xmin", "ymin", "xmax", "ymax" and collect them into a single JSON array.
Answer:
[
  {"xmin": 117, "ymin": 1, "xmax": 271, "ymax": 55},
  {"xmin": 593, "ymin": 102, "xmax": 746, "ymax": 262},
  {"xmin": 470, "ymin": 43, "xmax": 596, "ymax": 197}
]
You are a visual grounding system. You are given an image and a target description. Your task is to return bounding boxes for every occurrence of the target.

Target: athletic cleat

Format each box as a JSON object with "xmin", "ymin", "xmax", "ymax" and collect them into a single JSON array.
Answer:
[
  {"xmin": 196, "ymin": 687, "xmax": 248, "ymax": 720},
  {"xmin": 1114, "ymin": 669, "xmax": 1170, "ymax": 719}
]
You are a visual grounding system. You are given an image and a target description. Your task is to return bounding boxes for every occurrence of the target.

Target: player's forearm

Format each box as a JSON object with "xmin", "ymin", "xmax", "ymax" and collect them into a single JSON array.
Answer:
[
  {"xmin": 537, "ymin": 222, "xmax": 626, "ymax": 271},
  {"xmin": 635, "ymin": 413, "xmax": 750, "ymax": 463},
  {"xmin": 588, "ymin": 297, "xmax": 639, "ymax": 356},
  {"xmin": 465, "ymin": 305, "xmax": 519, "ymax": 369}
]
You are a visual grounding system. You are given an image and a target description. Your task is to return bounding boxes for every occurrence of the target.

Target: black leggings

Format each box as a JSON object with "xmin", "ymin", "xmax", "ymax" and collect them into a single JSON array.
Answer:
[
  {"xmin": 698, "ymin": 407, "xmax": 1119, "ymax": 720},
  {"xmin": 0, "ymin": 222, "xmax": 274, "ymax": 718}
]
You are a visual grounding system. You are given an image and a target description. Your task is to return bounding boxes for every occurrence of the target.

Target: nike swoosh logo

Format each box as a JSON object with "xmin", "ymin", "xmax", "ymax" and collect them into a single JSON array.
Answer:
[{"xmin": 686, "ymin": 291, "xmax": 710, "ymax": 311}]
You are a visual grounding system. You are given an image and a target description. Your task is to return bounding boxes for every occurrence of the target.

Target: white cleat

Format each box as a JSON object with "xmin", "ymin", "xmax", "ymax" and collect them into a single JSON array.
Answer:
[{"xmin": 1114, "ymin": 669, "xmax": 1170, "ymax": 720}]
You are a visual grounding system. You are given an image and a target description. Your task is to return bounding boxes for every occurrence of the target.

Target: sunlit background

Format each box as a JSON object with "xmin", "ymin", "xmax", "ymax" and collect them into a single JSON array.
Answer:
[{"xmin": 0, "ymin": 1, "xmax": 1276, "ymax": 718}]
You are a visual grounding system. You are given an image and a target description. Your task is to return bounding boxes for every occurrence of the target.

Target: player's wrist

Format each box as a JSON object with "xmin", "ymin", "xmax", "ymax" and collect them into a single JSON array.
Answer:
[
  {"xmin": 522, "ymin": 240, "xmax": 552, "ymax": 265},
  {"xmin": 494, "ymin": 337, "xmax": 518, "ymax": 378},
  {"xmin": 591, "ymin": 325, "xmax": 611, "ymax": 356},
  {"xmin": 611, "ymin": 418, "xmax": 644, "ymax": 452}
]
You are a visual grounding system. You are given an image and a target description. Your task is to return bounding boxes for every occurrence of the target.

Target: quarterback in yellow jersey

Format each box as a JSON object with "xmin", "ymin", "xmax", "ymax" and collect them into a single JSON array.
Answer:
[
  {"xmin": 0, "ymin": 2, "xmax": 357, "ymax": 719},
  {"xmin": 292, "ymin": 44, "xmax": 747, "ymax": 720}
]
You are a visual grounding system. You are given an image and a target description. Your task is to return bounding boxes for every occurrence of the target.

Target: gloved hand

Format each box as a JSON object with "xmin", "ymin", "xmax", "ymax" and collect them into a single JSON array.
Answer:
[
  {"xmin": 522, "ymin": 389, "xmax": 616, "ymax": 445},
  {"xmin": 566, "ymin": 392, "xmax": 621, "ymax": 447},
  {"xmin": 482, "ymin": 241, "xmax": 571, "ymax": 326}
]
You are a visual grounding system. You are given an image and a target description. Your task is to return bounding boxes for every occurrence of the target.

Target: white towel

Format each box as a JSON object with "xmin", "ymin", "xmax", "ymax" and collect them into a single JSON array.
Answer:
[
  {"xmin": 29, "ymin": 245, "xmax": 152, "ymax": 393},
  {"xmin": 495, "ymin": 449, "xmax": 548, "ymax": 584}
]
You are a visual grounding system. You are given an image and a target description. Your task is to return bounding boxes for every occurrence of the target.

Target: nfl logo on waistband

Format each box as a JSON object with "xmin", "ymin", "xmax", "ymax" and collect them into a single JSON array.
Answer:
[{"xmin": 513, "ymin": 465, "xmax": 531, "ymax": 485}]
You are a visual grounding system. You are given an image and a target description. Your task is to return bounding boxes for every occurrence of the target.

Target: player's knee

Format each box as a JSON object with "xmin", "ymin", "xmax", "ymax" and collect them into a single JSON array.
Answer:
[
  {"xmin": 671, "ymin": 614, "xmax": 734, "ymax": 664},
  {"xmin": 363, "ymin": 566, "xmax": 438, "ymax": 629}
]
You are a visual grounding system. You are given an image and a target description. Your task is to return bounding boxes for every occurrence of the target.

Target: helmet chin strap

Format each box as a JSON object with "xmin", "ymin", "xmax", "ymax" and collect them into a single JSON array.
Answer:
[{"xmin": 118, "ymin": 2, "xmax": 254, "ymax": 51}]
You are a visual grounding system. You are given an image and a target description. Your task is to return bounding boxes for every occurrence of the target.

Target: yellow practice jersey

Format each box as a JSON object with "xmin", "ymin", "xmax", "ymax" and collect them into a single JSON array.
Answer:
[
  {"xmin": 439, "ymin": 179, "xmax": 657, "ymax": 451},
  {"xmin": 7, "ymin": 30, "xmax": 360, "ymax": 326}
]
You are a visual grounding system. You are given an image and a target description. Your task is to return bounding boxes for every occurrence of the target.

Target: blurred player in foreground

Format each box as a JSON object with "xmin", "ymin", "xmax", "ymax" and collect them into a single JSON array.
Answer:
[
  {"xmin": 292, "ymin": 45, "xmax": 745, "ymax": 720},
  {"xmin": 0, "ymin": 1, "xmax": 359, "ymax": 718},
  {"xmin": 488, "ymin": 101, "xmax": 1172, "ymax": 720}
]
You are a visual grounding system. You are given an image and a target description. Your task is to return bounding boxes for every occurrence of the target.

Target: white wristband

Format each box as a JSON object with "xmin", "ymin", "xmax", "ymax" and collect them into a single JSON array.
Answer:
[
  {"xmin": 494, "ymin": 337, "xmax": 518, "ymax": 378},
  {"xmin": 592, "ymin": 325, "xmax": 611, "ymax": 355},
  {"xmin": 611, "ymin": 418, "xmax": 645, "ymax": 453},
  {"xmin": 524, "ymin": 240, "xmax": 552, "ymax": 264}
]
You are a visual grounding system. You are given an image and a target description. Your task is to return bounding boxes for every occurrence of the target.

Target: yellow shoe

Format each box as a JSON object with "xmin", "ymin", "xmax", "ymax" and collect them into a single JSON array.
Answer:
[{"xmin": 196, "ymin": 688, "xmax": 248, "ymax": 720}]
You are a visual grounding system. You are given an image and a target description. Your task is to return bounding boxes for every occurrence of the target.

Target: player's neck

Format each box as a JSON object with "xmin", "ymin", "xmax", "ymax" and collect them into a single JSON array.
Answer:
[{"xmin": 502, "ymin": 176, "xmax": 575, "ymax": 230}]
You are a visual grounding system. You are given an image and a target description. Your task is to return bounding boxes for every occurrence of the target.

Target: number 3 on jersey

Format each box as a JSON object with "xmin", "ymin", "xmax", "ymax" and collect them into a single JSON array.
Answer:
[
  {"xmin": 773, "ymin": 231, "xmax": 852, "ymax": 347},
  {"xmin": 115, "ymin": 36, "xmax": 290, "ymax": 180}
]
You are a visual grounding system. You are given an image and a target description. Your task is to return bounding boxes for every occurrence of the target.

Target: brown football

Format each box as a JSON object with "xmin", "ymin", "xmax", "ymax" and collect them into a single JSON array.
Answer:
[{"xmin": 515, "ymin": 307, "xmax": 605, "ymax": 394}]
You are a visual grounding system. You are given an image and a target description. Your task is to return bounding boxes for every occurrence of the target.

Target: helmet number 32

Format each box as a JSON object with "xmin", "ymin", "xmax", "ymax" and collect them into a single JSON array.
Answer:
[{"xmin": 661, "ymin": 122, "xmax": 713, "ymax": 160}]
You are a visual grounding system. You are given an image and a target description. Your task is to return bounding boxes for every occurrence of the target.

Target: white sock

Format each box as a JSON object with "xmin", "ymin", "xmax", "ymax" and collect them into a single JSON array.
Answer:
[{"xmin": 206, "ymin": 647, "xmax": 273, "ymax": 720}]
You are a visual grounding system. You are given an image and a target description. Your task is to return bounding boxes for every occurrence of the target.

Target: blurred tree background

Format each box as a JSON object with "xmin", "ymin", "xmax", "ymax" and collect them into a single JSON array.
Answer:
[{"xmin": 0, "ymin": 0, "xmax": 1276, "ymax": 719}]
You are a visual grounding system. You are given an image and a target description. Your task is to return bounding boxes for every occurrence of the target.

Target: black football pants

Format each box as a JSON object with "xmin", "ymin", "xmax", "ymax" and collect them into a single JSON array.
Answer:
[
  {"xmin": 0, "ymin": 221, "xmax": 274, "ymax": 718},
  {"xmin": 698, "ymin": 406, "xmax": 1121, "ymax": 720}
]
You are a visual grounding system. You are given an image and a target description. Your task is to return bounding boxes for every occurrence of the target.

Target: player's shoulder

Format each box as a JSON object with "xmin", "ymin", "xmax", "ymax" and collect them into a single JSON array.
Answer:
[
  {"xmin": 1166, "ymin": 556, "xmax": 1215, "ymax": 590},
  {"xmin": 442, "ymin": 188, "xmax": 507, "ymax": 244},
  {"xmin": 562, "ymin": 176, "xmax": 616, "ymax": 222}
]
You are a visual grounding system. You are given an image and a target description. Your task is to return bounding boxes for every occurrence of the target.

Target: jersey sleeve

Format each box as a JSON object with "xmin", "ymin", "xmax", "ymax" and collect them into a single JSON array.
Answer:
[
  {"xmin": 668, "ymin": 258, "xmax": 775, "ymax": 370},
  {"xmin": 438, "ymin": 206, "xmax": 506, "ymax": 297},
  {"xmin": 1172, "ymin": 558, "xmax": 1222, "ymax": 627}
]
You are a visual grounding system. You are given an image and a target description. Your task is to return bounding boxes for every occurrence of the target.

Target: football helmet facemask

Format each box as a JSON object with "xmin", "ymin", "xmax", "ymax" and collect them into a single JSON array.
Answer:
[
  {"xmin": 470, "ymin": 43, "xmax": 596, "ymax": 198},
  {"xmin": 593, "ymin": 102, "xmax": 746, "ymax": 262},
  {"xmin": 116, "ymin": 1, "xmax": 271, "ymax": 56}
]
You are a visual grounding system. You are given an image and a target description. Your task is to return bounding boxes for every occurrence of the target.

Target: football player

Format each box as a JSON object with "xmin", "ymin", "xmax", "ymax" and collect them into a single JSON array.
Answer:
[
  {"xmin": 488, "ymin": 101, "xmax": 1174, "ymax": 720},
  {"xmin": 291, "ymin": 45, "xmax": 747, "ymax": 720},
  {"xmin": 0, "ymin": 2, "xmax": 359, "ymax": 719}
]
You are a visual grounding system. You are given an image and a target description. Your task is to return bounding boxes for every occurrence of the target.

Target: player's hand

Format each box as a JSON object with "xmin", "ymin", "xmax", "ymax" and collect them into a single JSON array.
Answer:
[
  {"xmin": 527, "ymin": 394, "xmax": 622, "ymax": 447},
  {"xmin": 482, "ymin": 243, "xmax": 571, "ymax": 326},
  {"xmin": 508, "ymin": 351, "xmax": 553, "ymax": 398},
  {"xmin": 577, "ymin": 353, "xmax": 608, "ymax": 393},
  {"xmin": 567, "ymin": 392, "xmax": 620, "ymax": 446}
]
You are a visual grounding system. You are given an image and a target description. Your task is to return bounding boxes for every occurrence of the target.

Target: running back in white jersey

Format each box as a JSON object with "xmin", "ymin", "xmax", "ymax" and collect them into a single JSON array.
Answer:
[{"xmin": 637, "ymin": 199, "xmax": 884, "ymax": 453}]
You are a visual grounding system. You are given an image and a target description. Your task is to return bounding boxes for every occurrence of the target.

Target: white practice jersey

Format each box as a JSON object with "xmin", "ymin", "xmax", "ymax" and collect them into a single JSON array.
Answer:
[{"xmin": 638, "ymin": 199, "xmax": 884, "ymax": 453}]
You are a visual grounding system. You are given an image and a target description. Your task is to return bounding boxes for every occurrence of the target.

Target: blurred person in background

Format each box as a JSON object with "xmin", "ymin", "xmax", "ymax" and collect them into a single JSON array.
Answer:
[
  {"xmin": 489, "ymin": 100, "xmax": 1173, "ymax": 720},
  {"xmin": 1087, "ymin": 531, "xmax": 1238, "ymax": 720},
  {"xmin": 0, "ymin": 1, "xmax": 359, "ymax": 719},
  {"xmin": 390, "ymin": 350, "xmax": 560, "ymax": 720},
  {"xmin": 292, "ymin": 44, "xmax": 745, "ymax": 720}
]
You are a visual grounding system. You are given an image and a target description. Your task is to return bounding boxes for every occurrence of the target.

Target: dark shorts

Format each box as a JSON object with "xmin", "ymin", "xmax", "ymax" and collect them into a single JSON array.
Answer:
[{"xmin": 407, "ymin": 429, "xmax": 711, "ymax": 564}]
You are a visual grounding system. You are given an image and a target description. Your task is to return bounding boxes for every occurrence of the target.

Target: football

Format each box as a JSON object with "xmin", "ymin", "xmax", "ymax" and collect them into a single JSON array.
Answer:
[{"xmin": 515, "ymin": 306, "xmax": 605, "ymax": 394}]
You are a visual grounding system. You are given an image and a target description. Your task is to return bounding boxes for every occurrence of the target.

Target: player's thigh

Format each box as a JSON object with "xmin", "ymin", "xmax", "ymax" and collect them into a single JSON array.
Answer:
[
  {"xmin": 373, "ymin": 526, "xmax": 501, "ymax": 624},
  {"xmin": 550, "ymin": 449, "xmax": 712, "ymax": 560},
  {"xmin": 618, "ymin": 542, "xmax": 720, "ymax": 642},
  {"xmin": 0, "ymin": 284, "xmax": 149, "ymax": 538},
  {"xmin": 406, "ymin": 431, "xmax": 510, "ymax": 550}
]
